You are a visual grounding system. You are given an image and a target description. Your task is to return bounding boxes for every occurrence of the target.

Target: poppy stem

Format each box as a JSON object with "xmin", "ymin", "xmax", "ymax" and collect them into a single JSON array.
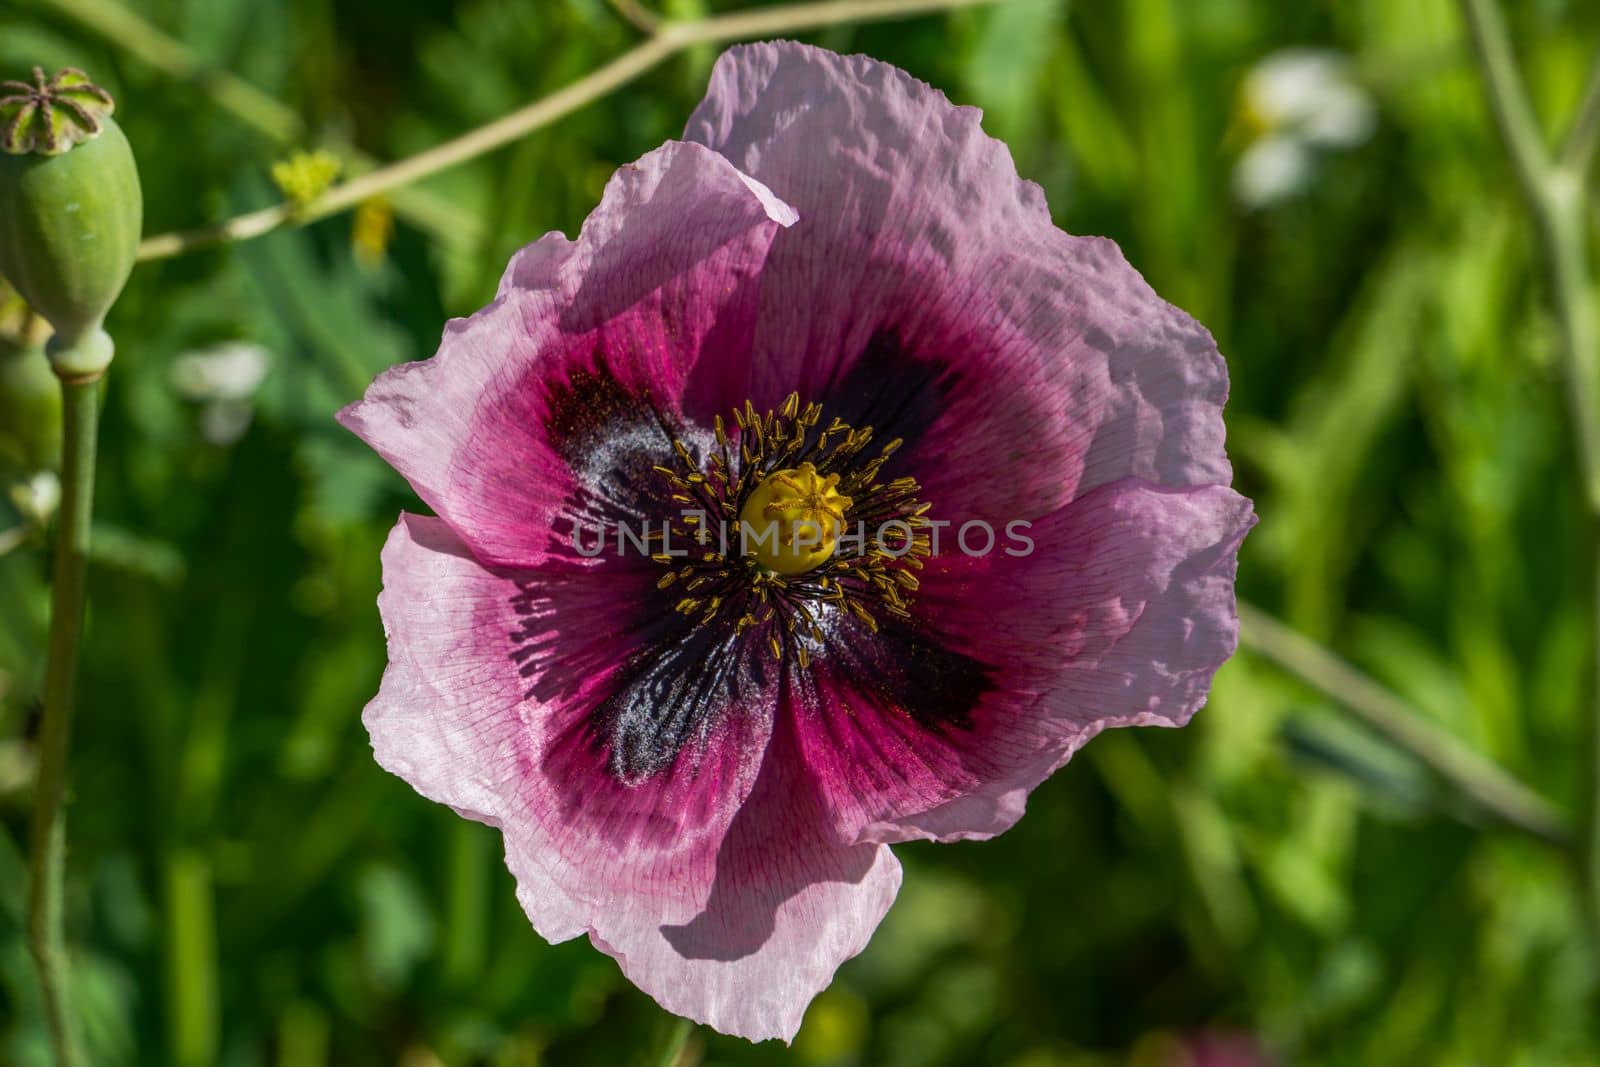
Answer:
[
  {"xmin": 1559, "ymin": 48, "xmax": 1600, "ymax": 173},
  {"xmin": 1458, "ymin": 0, "xmax": 1600, "ymax": 944},
  {"xmin": 609, "ymin": 0, "xmax": 663, "ymax": 35},
  {"xmin": 1237, "ymin": 604, "xmax": 1571, "ymax": 847},
  {"xmin": 26, "ymin": 374, "xmax": 101, "ymax": 1067},
  {"xmin": 133, "ymin": 0, "xmax": 1008, "ymax": 262},
  {"xmin": 30, "ymin": 0, "xmax": 483, "ymax": 249}
]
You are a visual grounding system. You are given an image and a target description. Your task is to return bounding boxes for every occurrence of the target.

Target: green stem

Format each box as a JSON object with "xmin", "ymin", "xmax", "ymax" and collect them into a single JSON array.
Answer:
[
  {"xmin": 1593, "ymin": 536, "xmax": 1600, "ymax": 933},
  {"xmin": 135, "ymin": 0, "xmax": 1006, "ymax": 261},
  {"xmin": 32, "ymin": 0, "xmax": 478, "ymax": 246},
  {"xmin": 1458, "ymin": 0, "xmax": 1600, "ymax": 938},
  {"xmin": 1540, "ymin": 177, "xmax": 1600, "ymax": 935},
  {"xmin": 1560, "ymin": 44, "xmax": 1600, "ymax": 171},
  {"xmin": 1458, "ymin": 0, "xmax": 1548, "ymax": 205},
  {"xmin": 1537, "ymin": 175, "xmax": 1600, "ymax": 512},
  {"xmin": 1237, "ymin": 604, "xmax": 1571, "ymax": 845},
  {"xmin": 609, "ymin": 0, "xmax": 663, "ymax": 34},
  {"xmin": 26, "ymin": 375, "xmax": 100, "ymax": 1067}
]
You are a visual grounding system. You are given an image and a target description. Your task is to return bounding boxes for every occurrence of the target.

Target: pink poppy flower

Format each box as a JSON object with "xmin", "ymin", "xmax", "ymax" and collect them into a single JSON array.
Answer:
[{"xmin": 340, "ymin": 42, "xmax": 1254, "ymax": 1042}]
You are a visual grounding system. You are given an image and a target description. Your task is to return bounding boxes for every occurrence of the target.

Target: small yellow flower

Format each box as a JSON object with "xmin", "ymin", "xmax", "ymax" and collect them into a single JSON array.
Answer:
[
  {"xmin": 352, "ymin": 197, "xmax": 395, "ymax": 267},
  {"xmin": 271, "ymin": 149, "xmax": 342, "ymax": 208}
]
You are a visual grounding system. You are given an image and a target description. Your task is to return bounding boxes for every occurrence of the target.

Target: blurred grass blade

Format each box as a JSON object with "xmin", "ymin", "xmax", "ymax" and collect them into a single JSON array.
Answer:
[{"xmin": 1239, "ymin": 601, "xmax": 1571, "ymax": 846}]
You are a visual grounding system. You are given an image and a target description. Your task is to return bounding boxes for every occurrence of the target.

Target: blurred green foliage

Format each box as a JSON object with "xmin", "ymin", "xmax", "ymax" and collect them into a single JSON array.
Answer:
[{"xmin": 1, "ymin": 0, "xmax": 1599, "ymax": 1064}]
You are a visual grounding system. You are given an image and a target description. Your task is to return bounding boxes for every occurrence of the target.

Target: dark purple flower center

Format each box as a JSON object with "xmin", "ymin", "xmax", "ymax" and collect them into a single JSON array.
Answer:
[
  {"xmin": 651, "ymin": 393, "xmax": 931, "ymax": 669},
  {"xmin": 530, "ymin": 361, "xmax": 987, "ymax": 787}
]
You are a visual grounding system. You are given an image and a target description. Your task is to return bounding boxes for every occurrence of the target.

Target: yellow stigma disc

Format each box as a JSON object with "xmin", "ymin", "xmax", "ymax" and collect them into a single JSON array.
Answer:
[{"xmin": 738, "ymin": 462, "xmax": 852, "ymax": 575}]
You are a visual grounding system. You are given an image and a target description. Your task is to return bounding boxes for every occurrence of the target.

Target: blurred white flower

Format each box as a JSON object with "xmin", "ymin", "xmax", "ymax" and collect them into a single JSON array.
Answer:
[
  {"xmin": 1234, "ymin": 49, "xmax": 1375, "ymax": 209},
  {"xmin": 1244, "ymin": 50, "xmax": 1375, "ymax": 148},
  {"xmin": 11, "ymin": 470, "xmax": 60, "ymax": 524},
  {"xmin": 170, "ymin": 342, "xmax": 272, "ymax": 445},
  {"xmin": 171, "ymin": 342, "xmax": 271, "ymax": 402},
  {"xmin": 1234, "ymin": 135, "xmax": 1315, "ymax": 212}
]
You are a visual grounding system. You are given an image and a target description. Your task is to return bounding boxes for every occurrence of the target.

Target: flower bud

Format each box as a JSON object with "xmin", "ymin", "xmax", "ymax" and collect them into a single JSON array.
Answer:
[{"xmin": 0, "ymin": 68, "xmax": 141, "ymax": 372}]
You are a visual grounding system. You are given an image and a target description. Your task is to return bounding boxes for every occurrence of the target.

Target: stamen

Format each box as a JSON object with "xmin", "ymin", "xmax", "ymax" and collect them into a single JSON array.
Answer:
[{"xmin": 652, "ymin": 393, "xmax": 931, "ymax": 663}]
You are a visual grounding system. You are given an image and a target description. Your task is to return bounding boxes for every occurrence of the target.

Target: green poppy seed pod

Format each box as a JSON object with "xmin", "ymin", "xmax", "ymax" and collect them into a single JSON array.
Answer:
[{"xmin": 0, "ymin": 68, "xmax": 142, "ymax": 378}]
